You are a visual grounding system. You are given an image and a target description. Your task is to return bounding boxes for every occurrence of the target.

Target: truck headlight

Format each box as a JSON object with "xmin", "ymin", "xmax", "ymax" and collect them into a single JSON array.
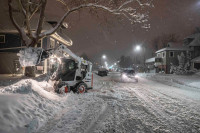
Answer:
[{"xmin": 122, "ymin": 74, "xmax": 127, "ymax": 78}]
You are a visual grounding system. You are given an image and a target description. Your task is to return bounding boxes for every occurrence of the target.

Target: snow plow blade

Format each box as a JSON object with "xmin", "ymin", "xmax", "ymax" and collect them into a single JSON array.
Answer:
[{"xmin": 17, "ymin": 47, "xmax": 48, "ymax": 67}]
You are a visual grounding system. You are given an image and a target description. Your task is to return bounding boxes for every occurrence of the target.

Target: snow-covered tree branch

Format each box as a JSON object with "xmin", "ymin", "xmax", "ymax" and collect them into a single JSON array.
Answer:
[{"xmin": 8, "ymin": 0, "xmax": 154, "ymax": 47}]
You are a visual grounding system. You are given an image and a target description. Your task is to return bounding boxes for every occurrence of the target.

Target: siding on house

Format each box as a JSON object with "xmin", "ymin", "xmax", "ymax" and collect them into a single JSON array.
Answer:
[
  {"xmin": 156, "ymin": 49, "xmax": 189, "ymax": 74},
  {"xmin": 0, "ymin": 33, "xmax": 24, "ymax": 51},
  {"xmin": 190, "ymin": 46, "xmax": 200, "ymax": 58},
  {"xmin": 0, "ymin": 53, "xmax": 22, "ymax": 74}
]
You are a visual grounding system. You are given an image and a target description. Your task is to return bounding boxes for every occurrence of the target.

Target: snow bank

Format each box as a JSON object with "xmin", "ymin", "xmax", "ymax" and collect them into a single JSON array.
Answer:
[
  {"xmin": 0, "ymin": 73, "xmax": 110, "ymax": 133},
  {"xmin": 0, "ymin": 79, "xmax": 66, "ymax": 133},
  {"xmin": 17, "ymin": 47, "xmax": 43, "ymax": 67}
]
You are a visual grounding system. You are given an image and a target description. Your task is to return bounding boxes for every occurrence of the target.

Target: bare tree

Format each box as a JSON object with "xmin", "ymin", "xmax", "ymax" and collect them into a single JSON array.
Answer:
[
  {"xmin": 8, "ymin": 0, "xmax": 154, "ymax": 47},
  {"xmin": 150, "ymin": 33, "xmax": 179, "ymax": 51}
]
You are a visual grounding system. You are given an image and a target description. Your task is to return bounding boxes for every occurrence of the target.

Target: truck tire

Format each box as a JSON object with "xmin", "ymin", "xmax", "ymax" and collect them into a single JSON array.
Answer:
[{"xmin": 76, "ymin": 83, "xmax": 87, "ymax": 94}]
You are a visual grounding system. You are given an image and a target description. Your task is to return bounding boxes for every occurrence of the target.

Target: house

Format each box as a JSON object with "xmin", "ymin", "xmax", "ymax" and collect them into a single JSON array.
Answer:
[
  {"xmin": 184, "ymin": 33, "xmax": 200, "ymax": 70},
  {"xmin": 154, "ymin": 42, "xmax": 191, "ymax": 74},
  {"xmin": 0, "ymin": 5, "xmax": 72, "ymax": 75}
]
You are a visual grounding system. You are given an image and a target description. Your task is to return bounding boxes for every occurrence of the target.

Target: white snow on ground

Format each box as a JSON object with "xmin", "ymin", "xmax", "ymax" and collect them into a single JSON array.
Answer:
[
  {"xmin": 0, "ymin": 79, "xmax": 67, "ymax": 133},
  {"xmin": 0, "ymin": 74, "xmax": 106, "ymax": 133},
  {"xmin": 140, "ymin": 73, "xmax": 200, "ymax": 89},
  {"xmin": 1, "ymin": 72, "xmax": 200, "ymax": 133}
]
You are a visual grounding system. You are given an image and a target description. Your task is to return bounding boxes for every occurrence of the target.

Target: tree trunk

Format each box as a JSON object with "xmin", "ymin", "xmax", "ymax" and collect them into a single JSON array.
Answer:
[{"xmin": 25, "ymin": 66, "xmax": 36, "ymax": 77}]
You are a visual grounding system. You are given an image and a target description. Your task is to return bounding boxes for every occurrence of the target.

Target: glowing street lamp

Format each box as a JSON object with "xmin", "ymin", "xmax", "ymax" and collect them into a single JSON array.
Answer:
[
  {"xmin": 134, "ymin": 44, "xmax": 146, "ymax": 65},
  {"xmin": 135, "ymin": 45, "xmax": 141, "ymax": 51},
  {"xmin": 102, "ymin": 55, "xmax": 106, "ymax": 59},
  {"xmin": 101, "ymin": 55, "xmax": 107, "ymax": 68}
]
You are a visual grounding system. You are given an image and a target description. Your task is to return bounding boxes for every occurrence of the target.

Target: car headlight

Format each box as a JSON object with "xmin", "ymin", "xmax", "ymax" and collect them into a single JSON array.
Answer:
[
  {"xmin": 122, "ymin": 73, "xmax": 127, "ymax": 78},
  {"xmin": 135, "ymin": 74, "xmax": 139, "ymax": 78}
]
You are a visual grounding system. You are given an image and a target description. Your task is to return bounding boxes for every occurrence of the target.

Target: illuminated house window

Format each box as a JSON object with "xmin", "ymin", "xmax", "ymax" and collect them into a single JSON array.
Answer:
[
  {"xmin": 50, "ymin": 38, "xmax": 55, "ymax": 48},
  {"xmin": 0, "ymin": 35, "xmax": 5, "ymax": 43}
]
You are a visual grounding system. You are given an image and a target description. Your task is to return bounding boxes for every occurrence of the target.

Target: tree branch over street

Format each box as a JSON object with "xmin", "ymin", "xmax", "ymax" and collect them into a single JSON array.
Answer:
[{"xmin": 8, "ymin": 0, "xmax": 154, "ymax": 47}]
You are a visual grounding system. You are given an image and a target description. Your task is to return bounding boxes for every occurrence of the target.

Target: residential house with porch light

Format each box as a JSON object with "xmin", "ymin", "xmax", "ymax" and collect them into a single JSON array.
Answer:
[{"xmin": 0, "ymin": 19, "xmax": 72, "ymax": 75}]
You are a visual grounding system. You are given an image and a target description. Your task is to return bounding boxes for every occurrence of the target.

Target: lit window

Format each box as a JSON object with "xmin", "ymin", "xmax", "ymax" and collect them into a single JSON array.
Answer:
[
  {"xmin": 169, "ymin": 51, "xmax": 174, "ymax": 57},
  {"xmin": 0, "ymin": 35, "xmax": 5, "ymax": 43},
  {"xmin": 50, "ymin": 38, "xmax": 55, "ymax": 48}
]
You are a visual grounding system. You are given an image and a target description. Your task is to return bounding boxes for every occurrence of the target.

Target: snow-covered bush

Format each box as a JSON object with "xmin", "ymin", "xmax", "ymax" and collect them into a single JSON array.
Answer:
[{"xmin": 170, "ymin": 52, "xmax": 192, "ymax": 75}]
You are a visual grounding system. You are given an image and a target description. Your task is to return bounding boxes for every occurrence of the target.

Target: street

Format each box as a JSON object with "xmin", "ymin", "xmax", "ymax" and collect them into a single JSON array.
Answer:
[{"xmin": 37, "ymin": 72, "xmax": 200, "ymax": 133}]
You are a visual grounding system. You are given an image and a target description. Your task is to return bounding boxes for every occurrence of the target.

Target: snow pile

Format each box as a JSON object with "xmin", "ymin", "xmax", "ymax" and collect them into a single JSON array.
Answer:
[
  {"xmin": 17, "ymin": 47, "xmax": 43, "ymax": 67},
  {"xmin": 0, "ymin": 74, "xmax": 106, "ymax": 133},
  {"xmin": 0, "ymin": 79, "xmax": 66, "ymax": 133}
]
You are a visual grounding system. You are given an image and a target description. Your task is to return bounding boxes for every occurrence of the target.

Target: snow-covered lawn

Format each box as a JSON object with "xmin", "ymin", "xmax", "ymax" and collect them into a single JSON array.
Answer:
[
  {"xmin": 140, "ymin": 72, "xmax": 200, "ymax": 89},
  {"xmin": 1, "ymin": 72, "xmax": 200, "ymax": 133}
]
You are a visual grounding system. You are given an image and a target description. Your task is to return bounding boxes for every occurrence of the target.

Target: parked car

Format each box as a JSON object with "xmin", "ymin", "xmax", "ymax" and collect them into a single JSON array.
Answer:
[
  {"xmin": 121, "ymin": 69, "xmax": 138, "ymax": 82},
  {"xmin": 98, "ymin": 68, "xmax": 108, "ymax": 76}
]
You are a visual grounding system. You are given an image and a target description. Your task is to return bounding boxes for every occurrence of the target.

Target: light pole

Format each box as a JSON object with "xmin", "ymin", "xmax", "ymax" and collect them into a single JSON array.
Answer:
[
  {"xmin": 101, "ymin": 55, "xmax": 106, "ymax": 68},
  {"xmin": 134, "ymin": 44, "xmax": 146, "ymax": 65}
]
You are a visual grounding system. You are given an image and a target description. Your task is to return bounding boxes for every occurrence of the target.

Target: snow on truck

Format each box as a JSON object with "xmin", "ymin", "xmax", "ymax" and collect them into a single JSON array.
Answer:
[{"xmin": 17, "ymin": 44, "xmax": 93, "ymax": 94}]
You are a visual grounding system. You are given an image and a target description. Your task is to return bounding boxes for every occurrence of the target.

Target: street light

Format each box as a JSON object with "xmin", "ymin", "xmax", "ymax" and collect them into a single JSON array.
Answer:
[
  {"xmin": 134, "ymin": 44, "xmax": 146, "ymax": 65},
  {"xmin": 101, "ymin": 55, "xmax": 107, "ymax": 68},
  {"xmin": 105, "ymin": 61, "xmax": 108, "ymax": 68},
  {"xmin": 102, "ymin": 55, "xmax": 106, "ymax": 59},
  {"xmin": 135, "ymin": 45, "xmax": 141, "ymax": 52}
]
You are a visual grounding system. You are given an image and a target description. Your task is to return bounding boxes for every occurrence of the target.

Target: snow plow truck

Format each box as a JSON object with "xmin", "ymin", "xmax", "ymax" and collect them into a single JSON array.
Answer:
[{"xmin": 18, "ymin": 44, "xmax": 93, "ymax": 94}]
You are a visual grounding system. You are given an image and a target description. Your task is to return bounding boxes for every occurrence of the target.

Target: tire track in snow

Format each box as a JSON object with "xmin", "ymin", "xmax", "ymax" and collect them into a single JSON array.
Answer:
[
  {"xmin": 127, "ymin": 85, "xmax": 179, "ymax": 132},
  {"xmin": 126, "ymin": 82, "xmax": 200, "ymax": 132},
  {"xmin": 83, "ymin": 103, "xmax": 108, "ymax": 133}
]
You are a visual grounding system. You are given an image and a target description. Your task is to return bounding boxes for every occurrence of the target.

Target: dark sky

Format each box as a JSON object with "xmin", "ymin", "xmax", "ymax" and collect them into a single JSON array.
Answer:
[{"xmin": 46, "ymin": 0, "xmax": 200, "ymax": 64}]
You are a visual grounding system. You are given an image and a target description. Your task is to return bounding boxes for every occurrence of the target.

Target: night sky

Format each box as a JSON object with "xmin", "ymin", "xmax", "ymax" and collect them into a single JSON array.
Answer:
[{"xmin": 46, "ymin": 0, "xmax": 200, "ymax": 64}]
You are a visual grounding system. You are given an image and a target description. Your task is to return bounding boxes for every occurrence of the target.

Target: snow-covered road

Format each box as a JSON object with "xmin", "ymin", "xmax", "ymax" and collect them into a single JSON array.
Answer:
[
  {"xmin": 1, "ymin": 72, "xmax": 200, "ymax": 133},
  {"xmin": 38, "ymin": 72, "xmax": 200, "ymax": 133}
]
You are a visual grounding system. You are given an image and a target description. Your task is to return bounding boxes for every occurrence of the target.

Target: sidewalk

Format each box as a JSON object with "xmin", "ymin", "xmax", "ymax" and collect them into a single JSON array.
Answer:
[{"xmin": 139, "ymin": 72, "xmax": 200, "ymax": 89}]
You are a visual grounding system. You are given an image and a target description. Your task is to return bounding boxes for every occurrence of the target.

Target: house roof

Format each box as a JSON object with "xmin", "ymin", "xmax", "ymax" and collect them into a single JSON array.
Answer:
[
  {"xmin": 184, "ymin": 33, "xmax": 200, "ymax": 47},
  {"xmin": 191, "ymin": 56, "xmax": 200, "ymax": 63},
  {"xmin": 145, "ymin": 57, "xmax": 155, "ymax": 63},
  {"xmin": 156, "ymin": 46, "xmax": 190, "ymax": 53},
  {"xmin": 185, "ymin": 33, "xmax": 200, "ymax": 39},
  {"xmin": 188, "ymin": 34, "xmax": 200, "ymax": 47},
  {"xmin": 0, "ymin": 1, "xmax": 72, "ymax": 46}
]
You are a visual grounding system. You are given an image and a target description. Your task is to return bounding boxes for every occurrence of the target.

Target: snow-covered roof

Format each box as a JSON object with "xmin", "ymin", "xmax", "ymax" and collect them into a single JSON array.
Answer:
[
  {"xmin": 185, "ymin": 33, "xmax": 200, "ymax": 39},
  {"xmin": 51, "ymin": 32, "xmax": 72, "ymax": 46},
  {"xmin": 0, "ymin": 1, "xmax": 72, "ymax": 46},
  {"xmin": 156, "ymin": 46, "xmax": 190, "ymax": 53},
  {"xmin": 184, "ymin": 33, "xmax": 200, "ymax": 47},
  {"xmin": 189, "ymin": 34, "xmax": 200, "ymax": 47},
  {"xmin": 191, "ymin": 56, "xmax": 200, "ymax": 63},
  {"xmin": 145, "ymin": 57, "xmax": 155, "ymax": 63}
]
